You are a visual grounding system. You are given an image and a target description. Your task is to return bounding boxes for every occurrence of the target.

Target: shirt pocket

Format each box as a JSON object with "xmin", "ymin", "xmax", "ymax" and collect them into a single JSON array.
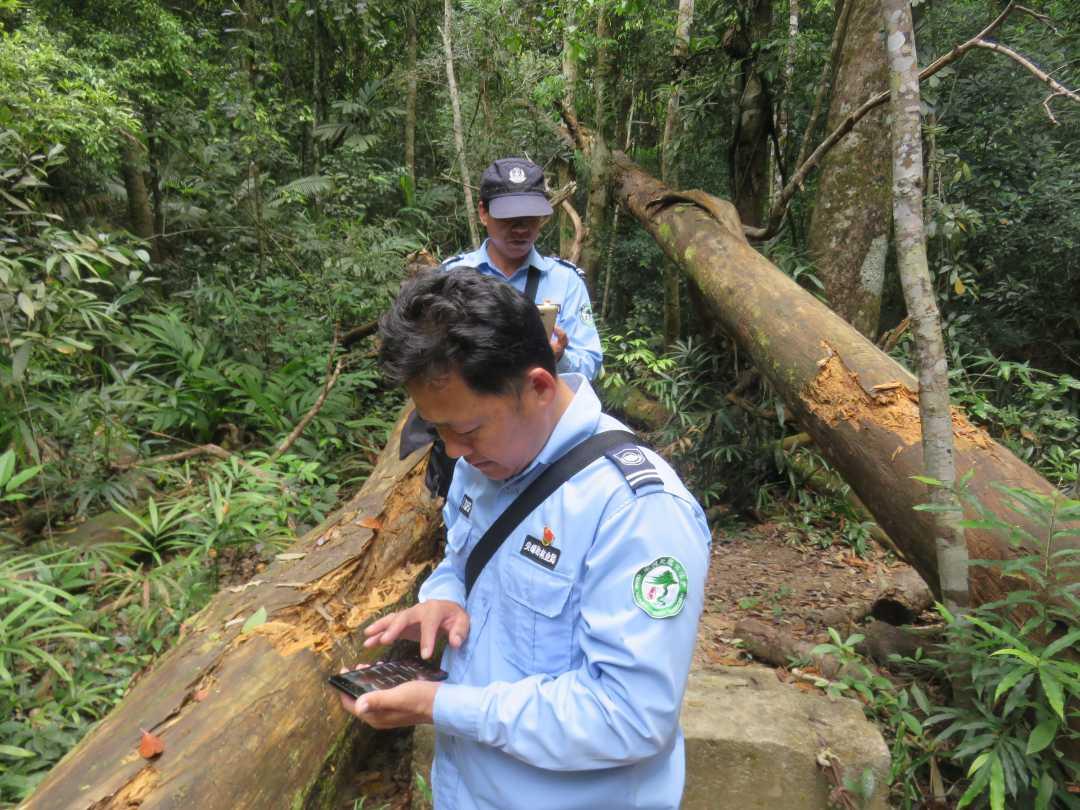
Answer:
[{"xmin": 498, "ymin": 555, "xmax": 575, "ymax": 675}]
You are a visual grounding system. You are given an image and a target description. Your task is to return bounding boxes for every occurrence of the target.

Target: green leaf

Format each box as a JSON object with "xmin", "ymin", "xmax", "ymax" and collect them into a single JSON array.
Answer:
[
  {"xmin": 0, "ymin": 745, "xmax": 35, "ymax": 759},
  {"xmin": 989, "ymin": 755, "xmax": 1005, "ymax": 810},
  {"xmin": 911, "ymin": 475, "xmax": 944, "ymax": 486},
  {"xmin": 991, "ymin": 647, "xmax": 1039, "ymax": 667},
  {"xmin": 17, "ymin": 291, "xmax": 35, "ymax": 321},
  {"xmin": 1038, "ymin": 668, "xmax": 1065, "ymax": 720},
  {"xmin": 12, "ymin": 342, "xmax": 31, "ymax": 381},
  {"xmin": 1042, "ymin": 628, "xmax": 1080, "ymax": 659},
  {"xmin": 901, "ymin": 711, "xmax": 924, "ymax": 737},
  {"xmin": 0, "ymin": 451, "xmax": 14, "ymax": 487},
  {"xmin": 1026, "ymin": 717, "xmax": 1058, "ymax": 755},
  {"xmin": 993, "ymin": 666, "xmax": 1029, "ymax": 703},
  {"xmin": 967, "ymin": 751, "xmax": 990, "ymax": 778},
  {"xmin": 241, "ymin": 606, "xmax": 267, "ymax": 634},
  {"xmin": 1034, "ymin": 772, "xmax": 1055, "ymax": 810}
]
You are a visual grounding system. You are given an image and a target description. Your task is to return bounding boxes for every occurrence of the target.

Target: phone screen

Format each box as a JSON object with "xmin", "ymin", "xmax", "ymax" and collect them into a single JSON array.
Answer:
[{"xmin": 328, "ymin": 658, "xmax": 448, "ymax": 699}]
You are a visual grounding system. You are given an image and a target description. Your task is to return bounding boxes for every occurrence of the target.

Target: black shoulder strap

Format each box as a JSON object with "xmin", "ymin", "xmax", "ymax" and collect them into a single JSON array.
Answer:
[
  {"xmin": 464, "ymin": 429, "xmax": 637, "ymax": 598},
  {"xmin": 524, "ymin": 266, "xmax": 541, "ymax": 303}
]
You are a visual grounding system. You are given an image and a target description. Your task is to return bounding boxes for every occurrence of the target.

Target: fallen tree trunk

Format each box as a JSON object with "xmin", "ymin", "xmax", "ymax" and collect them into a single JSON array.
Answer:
[
  {"xmin": 817, "ymin": 566, "xmax": 934, "ymax": 630},
  {"xmin": 21, "ymin": 409, "xmax": 442, "ymax": 810},
  {"xmin": 610, "ymin": 152, "xmax": 1078, "ymax": 607}
]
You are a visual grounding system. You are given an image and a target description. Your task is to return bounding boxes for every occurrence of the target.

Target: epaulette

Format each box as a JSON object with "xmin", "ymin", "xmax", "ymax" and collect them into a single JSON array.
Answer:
[
  {"xmin": 604, "ymin": 443, "xmax": 664, "ymax": 493},
  {"xmin": 440, "ymin": 254, "xmax": 467, "ymax": 269},
  {"xmin": 554, "ymin": 257, "xmax": 588, "ymax": 282}
]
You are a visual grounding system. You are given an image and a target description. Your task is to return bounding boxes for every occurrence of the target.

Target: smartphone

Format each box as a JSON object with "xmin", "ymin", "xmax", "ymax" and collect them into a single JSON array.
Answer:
[{"xmin": 328, "ymin": 658, "xmax": 449, "ymax": 700}]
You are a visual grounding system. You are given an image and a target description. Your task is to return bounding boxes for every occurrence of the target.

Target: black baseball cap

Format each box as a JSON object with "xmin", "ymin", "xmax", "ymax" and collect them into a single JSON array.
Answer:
[{"xmin": 479, "ymin": 158, "xmax": 553, "ymax": 219}]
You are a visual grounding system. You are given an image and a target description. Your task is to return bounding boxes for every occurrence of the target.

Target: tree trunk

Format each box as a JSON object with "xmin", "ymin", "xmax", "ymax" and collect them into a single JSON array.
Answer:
[
  {"xmin": 660, "ymin": 0, "xmax": 694, "ymax": 348},
  {"xmin": 807, "ymin": 0, "xmax": 892, "ymax": 338},
  {"xmin": 882, "ymin": 0, "xmax": 968, "ymax": 614},
  {"xmin": 22, "ymin": 411, "xmax": 443, "ymax": 810},
  {"xmin": 441, "ymin": 0, "xmax": 479, "ymax": 247},
  {"xmin": 577, "ymin": 6, "xmax": 612, "ymax": 293},
  {"xmin": 726, "ymin": 0, "xmax": 772, "ymax": 228},
  {"xmin": 608, "ymin": 151, "xmax": 1078, "ymax": 608},
  {"xmin": 558, "ymin": 7, "xmax": 578, "ymax": 260},
  {"xmin": 772, "ymin": 0, "xmax": 799, "ymax": 202},
  {"xmin": 120, "ymin": 139, "xmax": 155, "ymax": 245},
  {"xmin": 404, "ymin": 1, "xmax": 418, "ymax": 200}
]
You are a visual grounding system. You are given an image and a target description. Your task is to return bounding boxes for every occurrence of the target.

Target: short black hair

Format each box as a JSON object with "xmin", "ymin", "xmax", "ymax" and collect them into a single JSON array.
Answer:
[{"xmin": 378, "ymin": 268, "xmax": 556, "ymax": 395}]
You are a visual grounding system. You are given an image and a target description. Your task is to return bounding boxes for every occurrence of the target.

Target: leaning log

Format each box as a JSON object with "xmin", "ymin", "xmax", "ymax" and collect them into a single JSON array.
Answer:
[
  {"xmin": 21, "ymin": 409, "xmax": 442, "ymax": 810},
  {"xmin": 610, "ymin": 152, "xmax": 1078, "ymax": 607}
]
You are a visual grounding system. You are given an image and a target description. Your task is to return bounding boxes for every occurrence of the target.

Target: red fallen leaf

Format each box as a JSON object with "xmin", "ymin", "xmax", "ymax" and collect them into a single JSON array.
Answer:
[
  {"xmin": 193, "ymin": 689, "xmax": 210, "ymax": 702},
  {"xmin": 138, "ymin": 729, "xmax": 165, "ymax": 759},
  {"xmin": 358, "ymin": 516, "xmax": 382, "ymax": 530}
]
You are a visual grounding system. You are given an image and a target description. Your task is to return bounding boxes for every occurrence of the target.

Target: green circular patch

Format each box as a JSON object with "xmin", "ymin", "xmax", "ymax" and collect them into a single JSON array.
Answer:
[{"xmin": 632, "ymin": 556, "xmax": 688, "ymax": 619}]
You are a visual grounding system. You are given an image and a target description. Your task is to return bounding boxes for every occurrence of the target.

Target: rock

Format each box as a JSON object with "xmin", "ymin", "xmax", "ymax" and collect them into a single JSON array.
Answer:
[
  {"xmin": 680, "ymin": 666, "xmax": 890, "ymax": 809},
  {"xmin": 407, "ymin": 665, "xmax": 890, "ymax": 809}
]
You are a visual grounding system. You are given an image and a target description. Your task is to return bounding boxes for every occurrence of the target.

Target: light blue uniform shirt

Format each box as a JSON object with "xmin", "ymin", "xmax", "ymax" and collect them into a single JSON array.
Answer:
[
  {"xmin": 441, "ymin": 241, "xmax": 603, "ymax": 380},
  {"xmin": 418, "ymin": 375, "xmax": 711, "ymax": 810}
]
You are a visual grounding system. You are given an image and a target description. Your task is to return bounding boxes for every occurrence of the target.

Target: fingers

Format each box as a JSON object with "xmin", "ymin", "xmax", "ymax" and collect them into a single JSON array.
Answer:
[
  {"xmin": 363, "ymin": 610, "xmax": 410, "ymax": 648},
  {"xmin": 418, "ymin": 610, "xmax": 440, "ymax": 660},
  {"xmin": 362, "ymin": 612, "xmax": 395, "ymax": 640},
  {"xmin": 446, "ymin": 609, "xmax": 470, "ymax": 648}
]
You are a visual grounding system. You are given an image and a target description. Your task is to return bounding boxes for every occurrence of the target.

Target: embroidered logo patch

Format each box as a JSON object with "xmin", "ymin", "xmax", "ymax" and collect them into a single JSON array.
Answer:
[
  {"xmin": 508, "ymin": 166, "xmax": 527, "ymax": 184},
  {"xmin": 579, "ymin": 303, "xmax": 594, "ymax": 326},
  {"xmin": 459, "ymin": 494, "xmax": 473, "ymax": 517},
  {"xmin": 520, "ymin": 534, "xmax": 561, "ymax": 570},
  {"xmin": 615, "ymin": 448, "xmax": 645, "ymax": 466},
  {"xmin": 633, "ymin": 557, "xmax": 688, "ymax": 619}
]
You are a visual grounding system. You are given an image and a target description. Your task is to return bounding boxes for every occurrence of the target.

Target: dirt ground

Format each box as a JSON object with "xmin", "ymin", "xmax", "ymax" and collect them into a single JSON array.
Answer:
[
  {"xmin": 342, "ymin": 521, "xmax": 921, "ymax": 810},
  {"xmin": 694, "ymin": 521, "xmax": 920, "ymax": 669}
]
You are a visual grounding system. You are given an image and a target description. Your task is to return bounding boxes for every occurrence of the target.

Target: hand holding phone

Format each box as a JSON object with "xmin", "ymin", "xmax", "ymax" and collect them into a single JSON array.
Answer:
[{"xmin": 328, "ymin": 658, "xmax": 448, "ymax": 700}]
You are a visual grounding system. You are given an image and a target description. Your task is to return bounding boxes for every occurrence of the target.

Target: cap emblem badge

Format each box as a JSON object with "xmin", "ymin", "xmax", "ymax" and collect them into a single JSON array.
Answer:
[{"xmin": 508, "ymin": 166, "xmax": 527, "ymax": 184}]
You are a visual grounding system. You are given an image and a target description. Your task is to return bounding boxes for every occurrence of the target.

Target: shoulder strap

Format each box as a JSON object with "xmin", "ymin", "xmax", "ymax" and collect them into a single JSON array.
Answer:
[
  {"xmin": 464, "ymin": 429, "xmax": 637, "ymax": 598},
  {"xmin": 524, "ymin": 265, "xmax": 541, "ymax": 303}
]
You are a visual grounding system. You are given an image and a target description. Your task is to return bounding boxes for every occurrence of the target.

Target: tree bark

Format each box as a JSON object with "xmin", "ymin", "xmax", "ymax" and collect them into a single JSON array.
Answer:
[
  {"xmin": 725, "ymin": 0, "xmax": 773, "ymax": 228},
  {"xmin": 577, "ymin": 6, "xmax": 613, "ymax": 294},
  {"xmin": 120, "ymin": 138, "xmax": 155, "ymax": 245},
  {"xmin": 772, "ymin": 0, "xmax": 799, "ymax": 201},
  {"xmin": 441, "ymin": 0, "xmax": 480, "ymax": 247},
  {"xmin": 882, "ymin": 0, "xmax": 968, "ymax": 614},
  {"xmin": 608, "ymin": 152, "xmax": 1078, "ymax": 608},
  {"xmin": 404, "ymin": 1, "xmax": 418, "ymax": 200},
  {"xmin": 660, "ymin": 0, "xmax": 694, "ymax": 348},
  {"xmin": 558, "ymin": 6, "xmax": 578, "ymax": 259},
  {"xmin": 807, "ymin": 0, "xmax": 892, "ymax": 339},
  {"xmin": 21, "ymin": 411, "xmax": 443, "ymax": 810}
]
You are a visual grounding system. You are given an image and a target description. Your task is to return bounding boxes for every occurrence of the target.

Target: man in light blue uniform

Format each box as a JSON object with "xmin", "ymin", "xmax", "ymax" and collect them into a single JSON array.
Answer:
[
  {"xmin": 339, "ymin": 269, "xmax": 710, "ymax": 810},
  {"xmin": 441, "ymin": 156, "xmax": 602, "ymax": 381}
]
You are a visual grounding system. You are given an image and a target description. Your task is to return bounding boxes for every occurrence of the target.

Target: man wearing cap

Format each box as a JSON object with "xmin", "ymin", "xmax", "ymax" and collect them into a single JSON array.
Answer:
[{"xmin": 441, "ymin": 157, "xmax": 603, "ymax": 381}]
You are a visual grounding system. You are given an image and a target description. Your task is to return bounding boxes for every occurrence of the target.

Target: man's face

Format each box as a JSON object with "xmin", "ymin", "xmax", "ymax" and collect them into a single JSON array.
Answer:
[
  {"xmin": 407, "ymin": 369, "xmax": 550, "ymax": 481},
  {"xmin": 479, "ymin": 204, "xmax": 546, "ymax": 265}
]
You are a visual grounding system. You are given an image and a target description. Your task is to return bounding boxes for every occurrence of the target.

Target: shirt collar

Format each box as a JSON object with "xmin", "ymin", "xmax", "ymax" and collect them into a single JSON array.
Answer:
[
  {"xmin": 506, "ymin": 374, "xmax": 601, "ymax": 484},
  {"xmin": 476, "ymin": 240, "xmax": 549, "ymax": 279}
]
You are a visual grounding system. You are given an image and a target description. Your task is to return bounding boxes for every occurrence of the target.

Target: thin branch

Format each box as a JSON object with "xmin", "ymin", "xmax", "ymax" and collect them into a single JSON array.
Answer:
[
  {"xmin": 129, "ymin": 444, "xmax": 235, "ymax": 467},
  {"xmin": 554, "ymin": 98, "xmax": 587, "ymax": 152},
  {"xmin": 1013, "ymin": 4, "xmax": 1055, "ymax": 30},
  {"xmin": 560, "ymin": 199, "xmax": 584, "ymax": 265},
  {"xmin": 972, "ymin": 39, "xmax": 1080, "ymax": 123},
  {"xmin": 746, "ymin": 1, "xmax": 1022, "ymax": 240},
  {"xmin": 270, "ymin": 357, "xmax": 345, "ymax": 462},
  {"xmin": 792, "ymin": 0, "xmax": 853, "ymax": 175}
]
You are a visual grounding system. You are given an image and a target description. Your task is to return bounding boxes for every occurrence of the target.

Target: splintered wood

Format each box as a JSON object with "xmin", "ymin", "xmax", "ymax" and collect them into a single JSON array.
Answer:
[{"xmin": 804, "ymin": 349, "xmax": 993, "ymax": 450}]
